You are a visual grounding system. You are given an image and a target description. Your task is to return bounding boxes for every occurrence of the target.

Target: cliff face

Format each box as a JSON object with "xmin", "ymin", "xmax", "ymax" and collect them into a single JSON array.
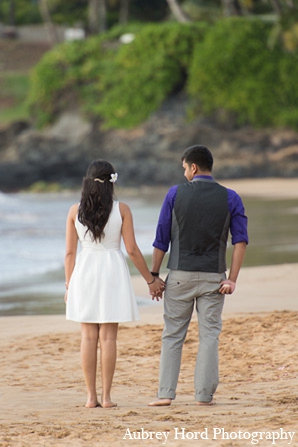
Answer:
[{"xmin": 1, "ymin": 95, "xmax": 298, "ymax": 191}]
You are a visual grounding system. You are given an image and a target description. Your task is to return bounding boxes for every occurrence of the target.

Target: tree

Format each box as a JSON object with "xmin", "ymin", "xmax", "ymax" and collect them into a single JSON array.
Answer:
[
  {"xmin": 221, "ymin": 0, "xmax": 242, "ymax": 16},
  {"xmin": 166, "ymin": 0, "xmax": 189, "ymax": 22},
  {"xmin": 8, "ymin": 0, "xmax": 15, "ymax": 25},
  {"xmin": 38, "ymin": 0, "xmax": 60, "ymax": 44},
  {"xmin": 119, "ymin": 0, "xmax": 130, "ymax": 25},
  {"xmin": 88, "ymin": 0, "xmax": 106, "ymax": 34}
]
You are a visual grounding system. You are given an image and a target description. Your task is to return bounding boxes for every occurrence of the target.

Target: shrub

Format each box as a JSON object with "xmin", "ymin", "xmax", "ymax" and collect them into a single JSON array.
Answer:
[
  {"xmin": 28, "ymin": 18, "xmax": 298, "ymax": 131},
  {"xmin": 187, "ymin": 18, "xmax": 298, "ymax": 129},
  {"xmin": 27, "ymin": 22, "xmax": 208, "ymax": 128},
  {"xmin": 27, "ymin": 35, "xmax": 116, "ymax": 127},
  {"xmin": 94, "ymin": 22, "xmax": 208, "ymax": 128}
]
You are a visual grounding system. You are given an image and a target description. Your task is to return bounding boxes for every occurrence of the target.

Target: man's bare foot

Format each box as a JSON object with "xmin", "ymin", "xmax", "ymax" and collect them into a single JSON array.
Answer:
[
  {"xmin": 196, "ymin": 399, "xmax": 215, "ymax": 406},
  {"xmin": 148, "ymin": 398, "xmax": 172, "ymax": 407}
]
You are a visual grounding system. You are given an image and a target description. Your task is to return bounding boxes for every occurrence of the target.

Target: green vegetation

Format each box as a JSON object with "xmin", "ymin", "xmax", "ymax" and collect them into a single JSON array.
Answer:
[
  {"xmin": 0, "ymin": 73, "xmax": 30, "ymax": 124},
  {"xmin": 26, "ymin": 24, "xmax": 137, "ymax": 128},
  {"xmin": 93, "ymin": 22, "xmax": 208, "ymax": 128},
  {"xmin": 187, "ymin": 18, "xmax": 298, "ymax": 129},
  {"xmin": 27, "ymin": 181, "xmax": 63, "ymax": 193},
  {"xmin": 0, "ymin": 0, "xmax": 41, "ymax": 25},
  {"xmin": 0, "ymin": 0, "xmax": 167, "ymax": 27},
  {"xmin": 27, "ymin": 18, "xmax": 298, "ymax": 131},
  {"xmin": 27, "ymin": 22, "xmax": 207, "ymax": 128}
]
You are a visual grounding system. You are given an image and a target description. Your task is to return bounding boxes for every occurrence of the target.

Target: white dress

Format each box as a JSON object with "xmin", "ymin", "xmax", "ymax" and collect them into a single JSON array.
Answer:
[{"xmin": 66, "ymin": 201, "xmax": 139, "ymax": 323}]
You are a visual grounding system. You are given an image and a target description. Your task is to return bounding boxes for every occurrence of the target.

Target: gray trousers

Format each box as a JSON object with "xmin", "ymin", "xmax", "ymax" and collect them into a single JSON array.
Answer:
[{"xmin": 157, "ymin": 270, "xmax": 225, "ymax": 403}]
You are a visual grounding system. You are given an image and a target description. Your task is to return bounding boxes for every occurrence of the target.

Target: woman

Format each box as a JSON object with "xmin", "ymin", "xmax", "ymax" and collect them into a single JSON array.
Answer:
[{"xmin": 64, "ymin": 160, "xmax": 164, "ymax": 408}]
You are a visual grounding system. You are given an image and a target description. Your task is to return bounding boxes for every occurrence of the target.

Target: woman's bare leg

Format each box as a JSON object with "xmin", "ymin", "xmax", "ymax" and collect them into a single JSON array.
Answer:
[
  {"xmin": 81, "ymin": 323, "xmax": 100, "ymax": 408},
  {"xmin": 99, "ymin": 323, "xmax": 118, "ymax": 408}
]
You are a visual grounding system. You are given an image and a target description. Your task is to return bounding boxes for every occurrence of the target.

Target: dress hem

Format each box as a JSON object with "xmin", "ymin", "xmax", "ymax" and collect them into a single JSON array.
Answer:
[{"xmin": 66, "ymin": 317, "xmax": 140, "ymax": 324}]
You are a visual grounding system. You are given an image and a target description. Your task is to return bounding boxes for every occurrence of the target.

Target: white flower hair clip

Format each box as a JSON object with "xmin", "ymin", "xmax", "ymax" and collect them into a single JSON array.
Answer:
[
  {"xmin": 94, "ymin": 173, "xmax": 118, "ymax": 183},
  {"xmin": 110, "ymin": 173, "xmax": 118, "ymax": 183}
]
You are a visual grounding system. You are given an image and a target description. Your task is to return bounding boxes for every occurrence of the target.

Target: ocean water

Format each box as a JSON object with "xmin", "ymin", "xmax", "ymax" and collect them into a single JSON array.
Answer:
[
  {"xmin": 0, "ymin": 190, "xmax": 297, "ymax": 316},
  {"xmin": 0, "ymin": 190, "xmax": 162, "ymax": 316}
]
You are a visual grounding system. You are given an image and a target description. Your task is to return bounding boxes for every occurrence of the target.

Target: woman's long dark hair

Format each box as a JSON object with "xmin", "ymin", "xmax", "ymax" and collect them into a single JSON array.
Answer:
[{"xmin": 78, "ymin": 160, "xmax": 116, "ymax": 241}]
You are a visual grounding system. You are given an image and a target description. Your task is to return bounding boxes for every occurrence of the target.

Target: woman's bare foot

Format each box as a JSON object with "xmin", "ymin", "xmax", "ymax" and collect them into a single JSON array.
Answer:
[
  {"xmin": 85, "ymin": 401, "xmax": 101, "ymax": 408},
  {"xmin": 101, "ymin": 400, "xmax": 117, "ymax": 408},
  {"xmin": 85, "ymin": 394, "xmax": 101, "ymax": 408},
  {"xmin": 148, "ymin": 398, "xmax": 172, "ymax": 407},
  {"xmin": 101, "ymin": 395, "xmax": 117, "ymax": 408}
]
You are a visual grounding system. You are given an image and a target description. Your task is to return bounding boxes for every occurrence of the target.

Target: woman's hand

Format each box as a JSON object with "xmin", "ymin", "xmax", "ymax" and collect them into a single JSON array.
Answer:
[{"xmin": 149, "ymin": 277, "xmax": 165, "ymax": 301}]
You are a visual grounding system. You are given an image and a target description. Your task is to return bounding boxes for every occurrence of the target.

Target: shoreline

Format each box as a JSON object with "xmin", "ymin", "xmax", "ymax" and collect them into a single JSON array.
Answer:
[
  {"xmin": 1, "ymin": 178, "xmax": 298, "ymax": 446},
  {"xmin": 3, "ymin": 176, "xmax": 298, "ymax": 198},
  {"xmin": 1, "ymin": 262, "xmax": 297, "ymax": 336},
  {"xmin": 220, "ymin": 177, "xmax": 298, "ymax": 199},
  {"xmin": 2, "ymin": 174, "xmax": 298, "ymax": 325}
]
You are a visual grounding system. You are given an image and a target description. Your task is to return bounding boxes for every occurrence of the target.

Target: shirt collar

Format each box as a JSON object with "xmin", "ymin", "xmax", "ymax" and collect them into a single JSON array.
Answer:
[{"xmin": 193, "ymin": 175, "xmax": 213, "ymax": 180}]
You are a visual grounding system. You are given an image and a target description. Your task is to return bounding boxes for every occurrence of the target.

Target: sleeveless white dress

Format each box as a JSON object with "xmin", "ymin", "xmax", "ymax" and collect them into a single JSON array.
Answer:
[{"xmin": 66, "ymin": 201, "xmax": 139, "ymax": 323}]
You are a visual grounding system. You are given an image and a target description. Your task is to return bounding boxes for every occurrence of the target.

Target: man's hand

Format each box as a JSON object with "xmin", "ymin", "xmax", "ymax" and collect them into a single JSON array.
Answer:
[
  {"xmin": 150, "ymin": 277, "xmax": 165, "ymax": 301},
  {"xmin": 219, "ymin": 280, "xmax": 236, "ymax": 295}
]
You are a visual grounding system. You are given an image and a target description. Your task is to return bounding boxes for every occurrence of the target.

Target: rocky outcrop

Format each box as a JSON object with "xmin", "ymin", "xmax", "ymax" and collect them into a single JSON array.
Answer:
[{"xmin": 1, "ymin": 96, "xmax": 298, "ymax": 191}]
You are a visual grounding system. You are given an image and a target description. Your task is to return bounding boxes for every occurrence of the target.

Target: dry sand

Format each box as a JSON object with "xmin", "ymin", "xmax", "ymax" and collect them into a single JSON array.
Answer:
[{"xmin": 1, "ymin": 179, "xmax": 298, "ymax": 447}]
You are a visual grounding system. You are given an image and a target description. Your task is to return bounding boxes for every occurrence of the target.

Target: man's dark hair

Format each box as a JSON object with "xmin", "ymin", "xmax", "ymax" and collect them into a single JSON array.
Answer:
[{"xmin": 181, "ymin": 145, "xmax": 213, "ymax": 172}]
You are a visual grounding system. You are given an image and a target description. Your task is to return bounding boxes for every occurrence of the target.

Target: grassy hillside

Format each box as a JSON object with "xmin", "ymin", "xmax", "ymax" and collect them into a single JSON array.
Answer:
[{"xmin": 0, "ymin": 40, "xmax": 50, "ymax": 125}]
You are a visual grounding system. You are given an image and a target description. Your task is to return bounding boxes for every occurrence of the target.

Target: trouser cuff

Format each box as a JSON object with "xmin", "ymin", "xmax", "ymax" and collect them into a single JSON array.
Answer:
[
  {"xmin": 158, "ymin": 388, "xmax": 176, "ymax": 399},
  {"xmin": 195, "ymin": 393, "xmax": 213, "ymax": 403}
]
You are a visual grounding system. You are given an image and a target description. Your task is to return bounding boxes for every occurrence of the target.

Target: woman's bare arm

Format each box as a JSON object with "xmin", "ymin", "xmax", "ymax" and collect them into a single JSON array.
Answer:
[
  {"xmin": 119, "ymin": 202, "xmax": 164, "ymax": 296},
  {"xmin": 64, "ymin": 203, "xmax": 79, "ymax": 301}
]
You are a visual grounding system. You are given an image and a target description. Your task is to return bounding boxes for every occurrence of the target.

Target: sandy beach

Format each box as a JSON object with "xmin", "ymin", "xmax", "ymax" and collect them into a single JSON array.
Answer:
[{"xmin": 1, "ymin": 179, "xmax": 298, "ymax": 447}]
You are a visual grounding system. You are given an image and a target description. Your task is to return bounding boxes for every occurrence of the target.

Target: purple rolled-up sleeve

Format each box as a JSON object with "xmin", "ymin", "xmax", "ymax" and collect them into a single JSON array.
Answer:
[
  {"xmin": 153, "ymin": 185, "xmax": 178, "ymax": 252},
  {"xmin": 227, "ymin": 189, "xmax": 249, "ymax": 245}
]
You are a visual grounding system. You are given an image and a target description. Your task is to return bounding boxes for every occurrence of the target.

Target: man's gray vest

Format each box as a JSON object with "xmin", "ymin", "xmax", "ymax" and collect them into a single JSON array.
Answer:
[{"xmin": 167, "ymin": 178, "xmax": 231, "ymax": 273}]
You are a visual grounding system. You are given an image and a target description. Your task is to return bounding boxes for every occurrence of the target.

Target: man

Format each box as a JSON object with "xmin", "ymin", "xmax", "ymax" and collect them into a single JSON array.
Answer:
[{"xmin": 149, "ymin": 145, "xmax": 248, "ymax": 406}]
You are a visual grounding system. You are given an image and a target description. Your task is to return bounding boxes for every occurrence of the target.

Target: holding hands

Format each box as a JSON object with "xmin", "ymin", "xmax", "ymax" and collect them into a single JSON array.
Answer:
[{"xmin": 148, "ymin": 276, "xmax": 165, "ymax": 301}]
